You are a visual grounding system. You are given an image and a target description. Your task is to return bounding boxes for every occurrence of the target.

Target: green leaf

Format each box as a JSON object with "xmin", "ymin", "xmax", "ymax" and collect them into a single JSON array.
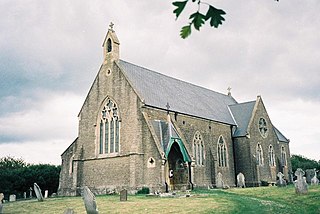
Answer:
[
  {"xmin": 173, "ymin": 1, "xmax": 188, "ymax": 19},
  {"xmin": 189, "ymin": 12, "xmax": 206, "ymax": 31},
  {"xmin": 180, "ymin": 24, "xmax": 192, "ymax": 39},
  {"xmin": 205, "ymin": 6, "xmax": 226, "ymax": 28}
]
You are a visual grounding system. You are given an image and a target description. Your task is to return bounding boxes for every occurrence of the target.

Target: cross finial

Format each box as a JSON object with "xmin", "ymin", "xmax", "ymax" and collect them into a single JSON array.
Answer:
[
  {"xmin": 109, "ymin": 22, "xmax": 114, "ymax": 31},
  {"xmin": 166, "ymin": 102, "xmax": 170, "ymax": 111},
  {"xmin": 227, "ymin": 87, "xmax": 232, "ymax": 96}
]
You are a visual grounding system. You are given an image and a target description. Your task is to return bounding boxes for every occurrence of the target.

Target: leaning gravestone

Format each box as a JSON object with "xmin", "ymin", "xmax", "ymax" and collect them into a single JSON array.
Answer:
[
  {"xmin": 237, "ymin": 172, "xmax": 246, "ymax": 188},
  {"xmin": 120, "ymin": 189, "xmax": 127, "ymax": 201},
  {"xmin": 0, "ymin": 193, "xmax": 4, "ymax": 214},
  {"xmin": 9, "ymin": 194, "xmax": 16, "ymax": 202},
  {"xmin": 276, "ymin": 172, "xmax": 287, "ymax": 187},
  {"xmin": 294, "ymin": 168, "xmax": 308, "ymax": 194},
  {"xmin": 216, "ymin": 172, "xmax": 224, "ymax": 188},
  {"xmin": 311, "ymin": 169, "xmax": 319, "ymax": 185},
  {"xmin": 82, "ymin": 186, "xmax": 99, "ymax": 214},
  {"xmin": 34, "ymin": 183, "xmax": 44, "ymax": 202}
]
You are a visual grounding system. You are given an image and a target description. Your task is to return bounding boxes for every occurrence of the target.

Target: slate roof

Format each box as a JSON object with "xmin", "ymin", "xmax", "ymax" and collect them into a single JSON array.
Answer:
[
  {"xmin": 229, "ymin": 101, "xmax": 256, "ymax": 137},
  {"xmin": 118, "ymin": 60, "xmax": 238, "ymax": 125},
  {"xmin": 273, "ymin": 126, "xmax": 290, "ymax": 143}
]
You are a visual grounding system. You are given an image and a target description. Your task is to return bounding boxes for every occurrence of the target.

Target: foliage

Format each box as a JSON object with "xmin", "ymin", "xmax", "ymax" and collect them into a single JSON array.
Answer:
[
  {"xmin": 172, "ymin": 0, "xmax": 279, "ymax": 38},
  {"xmin": 136, "ymin": 187, "xmax": 150, "ymax": 195},
  {"xmin": 0, "ymin": 156, "xmax": 61, "ymax": 200},
  {"xmin": 3, "ymin": 186, "xmax": 320, "ymax": 213},
  {"xmin": 290, "ymin": 154, "xmax": 320, "ymax": 174}
]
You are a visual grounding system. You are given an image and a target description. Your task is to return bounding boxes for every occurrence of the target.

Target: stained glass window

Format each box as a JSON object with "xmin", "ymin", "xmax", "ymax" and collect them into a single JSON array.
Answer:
[
  {"xmin": 193, "ymin": 131, "xmax": 204, "ymax": 166},
  {"xmin": 218, "ymin": 136, "xmax": 227, "ymax": 167},
  {"xmin": 98, "ymin": 98, "xmax": 120, "ymax": 155}
]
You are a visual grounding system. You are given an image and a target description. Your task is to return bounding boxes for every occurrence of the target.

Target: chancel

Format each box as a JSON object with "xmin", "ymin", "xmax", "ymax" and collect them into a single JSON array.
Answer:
[{"xmin": 58, "ymin": 23, "xmax": 292, "ymax": 196}]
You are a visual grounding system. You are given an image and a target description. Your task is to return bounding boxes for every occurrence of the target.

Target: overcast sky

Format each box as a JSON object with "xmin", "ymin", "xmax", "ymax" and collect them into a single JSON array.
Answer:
[{"xmin": 1, "ymin": 0, "xmax": 319, "ymax": 165}]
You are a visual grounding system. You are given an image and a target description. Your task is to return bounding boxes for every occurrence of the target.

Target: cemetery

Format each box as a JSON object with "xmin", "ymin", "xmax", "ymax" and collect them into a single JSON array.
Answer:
[{"xmin": 1, "ymin": 180, "xmax": 319, "ymax": 213}]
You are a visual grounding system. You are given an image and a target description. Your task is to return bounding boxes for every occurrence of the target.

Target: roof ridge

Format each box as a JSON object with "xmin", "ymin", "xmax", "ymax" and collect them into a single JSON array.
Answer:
[
  {"xmin": 119, "ymin": 59, "xmax": 234, "ymax": 99},
  {"xmin": 229, "ymin": 100, "xmax": 256, "ymax": 107}
]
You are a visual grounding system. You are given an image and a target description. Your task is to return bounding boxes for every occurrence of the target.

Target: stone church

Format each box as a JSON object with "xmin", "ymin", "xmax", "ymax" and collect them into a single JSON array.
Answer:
[{"xmin": 58, "ymin": 25, "xmax": 292, "ymax": 196}]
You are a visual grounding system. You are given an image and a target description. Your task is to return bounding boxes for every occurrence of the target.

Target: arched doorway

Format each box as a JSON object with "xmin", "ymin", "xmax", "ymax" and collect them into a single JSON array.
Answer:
[{"xmin": 167, "ymin": 141, "xmax": 190, "ymax": 190}]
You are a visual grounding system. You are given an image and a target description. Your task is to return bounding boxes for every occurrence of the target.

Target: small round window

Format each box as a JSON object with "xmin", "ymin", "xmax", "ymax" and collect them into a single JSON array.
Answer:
[{"xmin": 258, "ymin": 118, "xmax": 268, "ymax": 138}]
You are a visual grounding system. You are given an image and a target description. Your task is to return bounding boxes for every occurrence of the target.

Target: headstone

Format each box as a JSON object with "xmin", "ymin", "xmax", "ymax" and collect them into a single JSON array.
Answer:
[
  {"xmin": 216, "ymin": 172, "xmax": 224, "ymax": 188},
  {"xmin": 276, "ymin": 172, "xmax": 287, "ymax": 187},
  {"xmin": 311, "ymin": 169, "xmax": 319, "ymax": 185},
  {"xmin": 294, "ymin": 168, "xmax": 308, "ymax": 194},
  {"xmin": 9, "ymin": 194, "xmax": 16, "ymax": 202},
  {"xmin": 0, "ymin": 193, "xmax": 4, "ymax": 214},
  {"xmin": 29, "ymin": 187, "xmax": 33, "ymax": 198},
  {"xmin": 82, "ymin": 186, "xmax": 99, "ymax": 214},
  {"xmin": 305, "ymin": 169, "xmax": 314, "ymax": 184},
  {"xmin": 23, "ymin": 192, "xmax": 27, "ymax": 199},
  {"xmin": 34, "ymin": 183, "xmax": 44, "ymax": 202},
  {"xmin": 44, "ymin": 190, "xmax": 48, "ymax": 198},
  {"xmin": 64, "ymin": 208, "xmax": 75, "ymax": 214},
  {"xmin": 120, "ymin": 189, "xmax": 127, "ymax": 201},
  {"xmin": 51, "ymin": 193, "xmax": 57, "ymax": 197},
  {"xmin": 237, "ymin": 172, "xmax": 246, "ymax": 188}
]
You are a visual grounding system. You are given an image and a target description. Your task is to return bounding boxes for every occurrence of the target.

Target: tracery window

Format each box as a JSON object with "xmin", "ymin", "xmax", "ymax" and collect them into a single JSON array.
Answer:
[
  {"xmin": 193, "ymin": 131, "xmax": 204, "ymax": 166},
  {"xmin": 268, "ymin": 145, "xmax": 276, "ymax": 167},
  {"xmin": 256, "ymin": 143, "xmax": 264, "ymax": 166},
  {"xmin": 258, "ymin": 118, "xmax": 268, "ymax": 138},
  {"xmin": 98, "ymin": 98, "xmax": 120, "ymax": 155},
  {"xmin": 217, "ymin": 136, "xmax": 227, "ymax": 167},
  {"xmin": 281, "ymin": 146, "xmax": 287, "ymax": 166}
]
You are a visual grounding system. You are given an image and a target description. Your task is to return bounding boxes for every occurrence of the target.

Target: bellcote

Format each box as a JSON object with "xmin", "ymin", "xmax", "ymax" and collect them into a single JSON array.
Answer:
[{"xmin": 102, "ymin": 22, "xmax": 120, "ymax": 63}]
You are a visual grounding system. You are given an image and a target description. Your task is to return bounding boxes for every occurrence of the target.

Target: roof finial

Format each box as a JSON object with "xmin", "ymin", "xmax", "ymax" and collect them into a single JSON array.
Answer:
[
  {"xmin": 227, "ymin": 87, "xmax": 232, "ymax": 96},
  {"xmin": 166, "ymin": 102, "xmax": 170, "ymax": 112},
  {"xmin": 109, "ymin": 22, "xmax": 114, "ymax": 31}
]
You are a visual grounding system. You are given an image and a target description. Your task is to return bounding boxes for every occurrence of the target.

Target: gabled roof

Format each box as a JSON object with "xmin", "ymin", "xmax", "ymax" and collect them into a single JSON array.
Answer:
[
  {"xmin": 229, "ymin": 101, "xmax": 256, "ymax": 137},
  {"xmin": 118, "ymin": 60, "xmax": 237, "ymax": 125},
  {"xmin": 273, "ymin": 126, "xmax": 290, "ymax": 143}
]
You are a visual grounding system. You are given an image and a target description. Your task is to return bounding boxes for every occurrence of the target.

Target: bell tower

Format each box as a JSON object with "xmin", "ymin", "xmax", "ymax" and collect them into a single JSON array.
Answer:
[{"xmin": 102, "ymin": 22, "xmax": 120, "ymax": 64}]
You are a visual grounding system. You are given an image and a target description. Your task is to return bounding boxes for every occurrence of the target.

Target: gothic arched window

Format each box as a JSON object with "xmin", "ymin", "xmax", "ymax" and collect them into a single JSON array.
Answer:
[
  {"xmin": 281, "ymin": 146, "xmax": 287, "ymax": 166},
  {"xmin": 98, "ymin": 98, "xmax": 120, "ymax": 155},
  {"xmin": 107, "ymin": 38, "xmax": 112, "ymax": 53},
  {"xmin": 256, "ymin": 143, "xmax": 264, "ymax": 166},
  {"xmin": 193, "ymin": 131, "xmax": 204, "ymax": 166},
  {"xmin": 217, "ymin": 136, "xmax": 227, "ymax": 167},
  {"xmin": 268, "ymin": 145, "xmax": 276, "ymax": 166}
]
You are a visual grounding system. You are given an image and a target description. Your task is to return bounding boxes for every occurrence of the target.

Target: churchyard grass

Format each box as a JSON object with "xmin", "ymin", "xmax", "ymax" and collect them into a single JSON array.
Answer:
[{"xmin": 3, "ymin": 185, "xmax": 320, "ymax": 213}]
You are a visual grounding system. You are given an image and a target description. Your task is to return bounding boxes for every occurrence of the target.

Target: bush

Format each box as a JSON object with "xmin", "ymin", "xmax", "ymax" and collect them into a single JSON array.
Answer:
[{"xmin": 136, "ymin": 187, "xmax": 150, "ymax": 194}]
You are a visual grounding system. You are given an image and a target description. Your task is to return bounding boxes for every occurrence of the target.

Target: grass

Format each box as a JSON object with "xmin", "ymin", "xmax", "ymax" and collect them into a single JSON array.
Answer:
[{"xmin": 2, "ymin": 185, "xmax": 320, "ymax": 214}]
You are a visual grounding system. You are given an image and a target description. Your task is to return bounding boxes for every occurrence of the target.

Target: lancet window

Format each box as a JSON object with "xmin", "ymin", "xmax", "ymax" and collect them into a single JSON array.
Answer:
[
  {"xmin": 268, "ymin": 145, "xmax": 276, "ymax": 167},
  {"xmin": 217, "ymin": 136, "xmax": 227, "ymax": 167},
  {"xmin": 193, "ymin": 131, "xmax": 204, "ymax": 166},
  {"xmin": 281, "ymin": 146, "xmax": 287, "ymax": 166},
  {"xmin": 256, "ymin": 143, "xmax": 264, "ymax": 166},
  {"xmin": 98, "ymin": 98, "xmax": 120, "ymax": 155}
]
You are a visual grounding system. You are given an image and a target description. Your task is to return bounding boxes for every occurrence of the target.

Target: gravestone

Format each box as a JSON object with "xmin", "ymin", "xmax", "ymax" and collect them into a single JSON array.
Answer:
[
  {"xmin": 216, "ymin": 172, "xmax": 224, "ymax": 188},
  {"xmin": 29, "ymin": 187, "xmax": 33, "ymax": 198},
  {"xmin": 23, "ymin": 192, "xmax": 27, "ymax": 199},
  {"xmin": 276, "ymin": 172, "xmax": 287, "ymax": 187},
  {"xmin": 82, "ymin": 186, "xmax": 99, "ymax": 214},
  {"xmin": 294, "ymin": 168, "xmax": 308, "ymax": 194},
  {"xmin": 305, "ymin": 169, "xmax": 314, "ymax": 184},
  {"xmin": 9, "ymin": 194, "xmax": 16, "ymax": 202},
  {"xmin": 44, "ymin": 190, "xmax": 48, "ymax": 198},
  {"xmin": 34, "ymin": 183, "xmax": 44, "ymax": 202},
  {"xmin": 311, "ymin": 169, "xmax": 319, "ymax": 185},
  {"xmin": 237, "ymin": 172, "xmax": 246, "ymax": 188},
  {"xmin": 120, "ymin": 189, "xmax": 127, "ymax": 201},
  {"xmin": 0, "ymin": 193, "xmax": 4, "ymax": 214}
]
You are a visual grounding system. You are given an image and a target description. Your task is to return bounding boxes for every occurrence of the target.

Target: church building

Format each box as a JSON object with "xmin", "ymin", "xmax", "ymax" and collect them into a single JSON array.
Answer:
[{"xmin": 58, "ymin": 24, "xmax": 292, "ymax": 196}]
